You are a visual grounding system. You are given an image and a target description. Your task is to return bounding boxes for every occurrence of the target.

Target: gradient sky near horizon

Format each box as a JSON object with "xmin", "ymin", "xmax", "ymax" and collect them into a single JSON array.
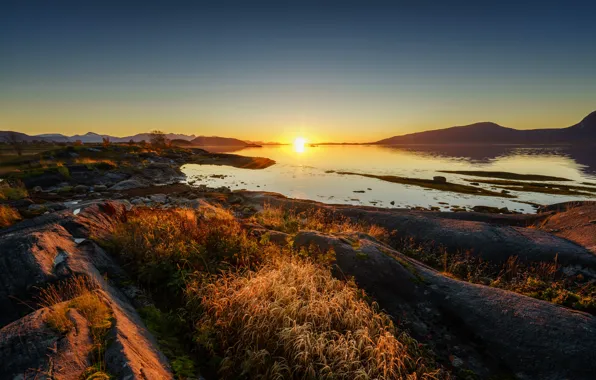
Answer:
[{"xmin": 1, "ymin": 1, "xmax": 596, "ymax": 143}]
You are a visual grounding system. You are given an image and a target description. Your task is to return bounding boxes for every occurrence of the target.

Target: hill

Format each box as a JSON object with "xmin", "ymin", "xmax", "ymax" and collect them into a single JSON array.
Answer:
[
  {"xmin": 375, "ymin": 110, "xmax": 596, "ymax": 145},
  {"xmin": 190, "ymin": 136, "xmax": 254, "ymax": 147}
]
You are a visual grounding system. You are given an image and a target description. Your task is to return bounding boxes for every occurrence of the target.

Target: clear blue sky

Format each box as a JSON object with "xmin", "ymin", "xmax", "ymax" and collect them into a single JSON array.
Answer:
[{"xmin": 1, "ymin": 0, "xmax": 595, "ymax": 142}]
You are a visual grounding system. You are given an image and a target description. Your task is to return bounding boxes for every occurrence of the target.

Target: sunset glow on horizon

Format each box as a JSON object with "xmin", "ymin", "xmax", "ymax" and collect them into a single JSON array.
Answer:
[{"xmin": 1, "ymin": 1, "xmax": 595, "ymax": 142}]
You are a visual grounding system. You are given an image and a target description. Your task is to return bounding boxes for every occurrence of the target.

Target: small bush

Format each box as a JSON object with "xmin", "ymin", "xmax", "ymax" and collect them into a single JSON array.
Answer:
[
  {"xmin": 0, "ymin": 205, "xmax": 21, "ymax": 227},
  {"xmin": 253, "ymin": 203, "xmax": 389, "ymax": 241},
  {"xmin": 0, "ymin": 184, "xmax": 28, "ymax": 201}
]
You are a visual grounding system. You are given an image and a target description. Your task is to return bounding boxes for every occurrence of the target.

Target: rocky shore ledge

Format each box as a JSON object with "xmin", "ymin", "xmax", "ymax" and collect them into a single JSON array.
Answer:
[{"xmin": 1, "ymin": 146, "xmax": 596, "ymax": 379}]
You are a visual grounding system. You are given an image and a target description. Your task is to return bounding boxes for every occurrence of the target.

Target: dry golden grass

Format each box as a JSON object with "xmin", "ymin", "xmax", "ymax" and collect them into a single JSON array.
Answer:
[
  {"xmin": 0, "ymin": 204, "xmax": 21, "ymax": 228},
  {"xmin": 103, "ymin": 205, "xmax": 263, "ymax": 287},
  {"xmin": 254, "ymin": 203, "xmax": 389, "ymax": 241},
  {"xmin": 192, "ymin": 257, "xmax": 446, "ymax": 380}
]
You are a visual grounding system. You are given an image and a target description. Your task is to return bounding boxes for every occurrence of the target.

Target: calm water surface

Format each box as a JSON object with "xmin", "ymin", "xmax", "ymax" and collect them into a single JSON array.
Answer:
[{"xmin": 182, "ymin": 145, "xmax": 596, "ymax": 213}]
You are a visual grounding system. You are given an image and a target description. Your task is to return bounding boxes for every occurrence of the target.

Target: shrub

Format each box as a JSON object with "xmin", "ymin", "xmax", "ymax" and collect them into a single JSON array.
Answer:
[
  {"xmin": 102, "ymin": 206, "xmax": 262, "ymax": 290},
  {"xmin": 253, "ymin": 203, "xmax": 389, "ymax": 241},
  {"xmin": 0, "ymin": 205, "xmax": 21, "ymax": 227},
  {"xmin": 0, "ymin": 184, "xmax": 28, "ymax": 201},
  {"xmin": 191, "ymin": 257, "xmax": 446, "ymax": 379}
]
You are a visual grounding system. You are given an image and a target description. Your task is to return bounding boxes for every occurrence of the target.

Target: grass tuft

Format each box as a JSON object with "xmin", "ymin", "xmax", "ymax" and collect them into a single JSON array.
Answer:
[
  {"xmin": 253, "ymin": 203, "xmax": 389, "ymax": 241},
  {"xmin": 0, "ymin": 204, "xmax": 22, "ymax": 228},
  {"xmin": 191, "ymin": 257, "xmax": 446, "ymax": 379}
]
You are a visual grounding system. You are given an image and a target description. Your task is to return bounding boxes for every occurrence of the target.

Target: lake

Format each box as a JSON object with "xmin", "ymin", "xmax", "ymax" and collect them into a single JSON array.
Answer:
[{"xmin": 182, "ymin": 145, "xmax": 596, "ymax": 213}]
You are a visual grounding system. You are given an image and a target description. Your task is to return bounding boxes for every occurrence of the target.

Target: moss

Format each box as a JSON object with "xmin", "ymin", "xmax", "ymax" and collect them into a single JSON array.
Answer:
[{"xmin": 355, "ymin": 251, "xmax": 369, "ymax": 260}]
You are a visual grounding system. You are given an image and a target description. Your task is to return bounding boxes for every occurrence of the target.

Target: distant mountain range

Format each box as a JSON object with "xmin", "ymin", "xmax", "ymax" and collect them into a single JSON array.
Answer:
[
  {"xmin": 374, "ymin": 110, "xmax": 596, "ymax": 145},
  {"xmin": 0, "ymin": 131, "xmax": 256, "ymax": 147}
]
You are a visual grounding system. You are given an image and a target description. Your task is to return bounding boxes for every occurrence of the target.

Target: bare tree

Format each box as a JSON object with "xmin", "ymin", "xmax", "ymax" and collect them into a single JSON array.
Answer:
[
  {"xmin": 4, "ymin": 132, "xmax": 24, "ymax": 156},
  {"xmin": 149, "ymin": 130, "xmax": 169, "ymax": 149},
  {"xmin": 102, "ymin": 137, "xmax": 111, "ymax": 148}
]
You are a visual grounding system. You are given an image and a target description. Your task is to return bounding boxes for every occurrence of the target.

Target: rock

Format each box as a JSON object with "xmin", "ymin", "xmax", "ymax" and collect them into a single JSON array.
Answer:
[
  {"xmin": 93, "ymin": 184, "xmax": 108, "ymax": 192},
  {"xmin": 353, "ymin": 190, "xmax": 365, "ymax": 193},
  {"xmin": 32, "ymin": 186, "xmax": 43, "ymax": 193},
  {"xmin": 10, "ymin": 198, "xmax": 34, "ymax": 209},
  {"xmin": 27, "ymin": 204, "xmax": 48, "ymax": 215},
  {"xmin": 149, "ymin": 194, "xmax": 167, "ymax": 203},
  {"xmin": 294, "ymin": 231, "xmax": 596, "ymax": 379},
  {"xmin": 131, "ymin": 198, "xmax": 145, "ymax": 206},
  {"xmin": 109, "ymin": 179, "xmax": 149, "ymax": 191},
  {"xmin": 472, "ymin": 205, "xmax": 502, "ymax": 214},
  {"xmin": 390, "ymin": 201, "xmax": 395, "ymax": 205},
  {"xmin": 470, "ymin": 182, "xmax": 480, "ymax": 186},
  {"xmin": 501, "ymin": 189, "xmax": 511, "ymax": 194},
  {"xmin": 45, "ymin": 203, "xmax": 68, "ymax": 212},
  {"xmin": 74, "ymin": 184, "xmax": 89, "ymax": 193},
  {"xmin": 433, "ymin": 176, "xmax": 447, "ymax": 183},
  {"xmin": 217, "ymin": 186, "xmax": 231, "ymax": 194},
  {"xmin": 228, "ymin": 195, "xmax": 243, "ymax": 205},
  {"xmin": 58, "ymin": 185, "xmax": 74, "ymax": 193},
  {"xmin": 0, "ymin": 306, "xmax": 93, "ymax": 379},
  {"xmin": 589, "ymin": 220, "xmax": 596, "ymax": 225},
  {"xmin": 68, "ymin": 152, "xmax": 80, "ymax": 158}
]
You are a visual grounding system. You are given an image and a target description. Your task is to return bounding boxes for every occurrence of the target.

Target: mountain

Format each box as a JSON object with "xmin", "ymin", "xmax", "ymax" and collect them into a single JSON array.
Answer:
[
  {"xmin": 0, "ymin": 131, "xmax": 43, "ymax": 142},
  {"xmin": 190, "ymin": 136, "xmax": 252, "ymax": 146},
  {"xmin": 375, "ymin": 110, "xmax": 596, "ymax": 145}
]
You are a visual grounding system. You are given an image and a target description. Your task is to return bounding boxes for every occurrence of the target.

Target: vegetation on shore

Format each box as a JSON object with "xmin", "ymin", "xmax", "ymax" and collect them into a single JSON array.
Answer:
[
  {"xmin": 463, "ymin": 178, "xmax": 596, "ymax": 196},
  {"xmin": 439, "ymin": 170, "xmax": 571, "ymax": 181},
  {"xmin": 396, "ymin": 238, "xmax": 596, "ymax": 314},
  {"xmin": 333, "ymin": 171, "xmax": 515, "ymax": 197},
  {"xmin": 253, "ymin": 203, "xmax": 389, "ymax": 240},
  {"xmin": 98, "ymin": 205, "xmax": 448, "ymax": 379}
]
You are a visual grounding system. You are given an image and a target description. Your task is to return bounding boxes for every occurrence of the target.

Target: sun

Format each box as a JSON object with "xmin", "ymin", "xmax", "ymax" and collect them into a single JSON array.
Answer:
[{"xmin": 293, "ymin": 137, "xmax": 307, "ymax": 153}]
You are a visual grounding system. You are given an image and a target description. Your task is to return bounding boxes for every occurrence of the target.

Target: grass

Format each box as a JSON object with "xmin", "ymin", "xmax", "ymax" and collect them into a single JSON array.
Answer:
[
  {"xmin": 397, "ymin": 238, "xmax": 596, "ymax": 314},
  {"xmin": 99, "ymin": 205, "xmax": 449, "ymax": 379},
  {"xmin": 0, "ymin": 204, "xmax": 21, "ymax": 228},
  {"xmin": 0, "ymin": 183, "xmax": 28, "ymax": 200},
  {"xmin": 37, "ymin": 276, "xmax": 112, "ymax": 378},
  {"xmin": 438, "ymin": 170, "xmax": 571, "ymax": 181},
  {"xmin": 190, "ymin": 257, "xmax": 447, "ymax": 379},
  {"xmin": 334, "ymin": 171, "xmax": 515, "ymax": 197},
  {"xmin": 252, "ymin": 203, "xmax": 389, "ymax": 240}
]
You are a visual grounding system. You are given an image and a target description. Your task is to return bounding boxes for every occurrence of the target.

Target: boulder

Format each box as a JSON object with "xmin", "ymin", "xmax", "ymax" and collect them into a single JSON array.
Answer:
[
  {"xmin": 74, "ymin": 185, "xmax": 90, "ymax": 193},
  {"xmin": 433, "ymin": 176, "xmax": 447, "ymax": 183},
  {"xmin": 0, "ymin": 306, "xmax": 93, "ymax": 379},
  {"xmin": 93, "ymin": 184, "xmax": 108, "ymax": 192},
  {"xmin": 109, "ymin": 179, "xmax": 149, "ymax": 191},
  {"xmin": 149, "ymin": 194, "xmax": 167, "ymax": 203}
]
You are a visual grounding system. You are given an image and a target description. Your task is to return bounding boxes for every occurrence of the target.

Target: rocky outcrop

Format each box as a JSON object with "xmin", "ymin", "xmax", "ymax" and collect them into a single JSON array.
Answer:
[
  {"xmin": 0, "ymin": 201, "xmax": 173, "ymax": 379},
  {"xmin": 294, "ymin": 231, "xmax": 596, "ymax": 379},
  {"xmin": 0, "ymin": 306, "xmax": 93, "ymax": 379},
  {"xmin": 244, "ymin": 192, "xmax": 596, "ymax": 270}
]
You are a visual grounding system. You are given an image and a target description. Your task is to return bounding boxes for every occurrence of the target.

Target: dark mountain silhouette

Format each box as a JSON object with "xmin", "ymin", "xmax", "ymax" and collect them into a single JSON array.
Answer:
[
  {"xmin": 375, "ymin": 111, "xmax": 596, "ymax": 145},
  {"xmin": 190, "ymin": 136, "xmax": 256, "ymax": 147}
]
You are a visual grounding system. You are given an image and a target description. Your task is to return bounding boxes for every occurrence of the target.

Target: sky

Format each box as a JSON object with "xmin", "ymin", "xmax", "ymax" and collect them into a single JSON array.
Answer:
[{"xmin": 1, "ymin": 0, "xmax": 596, "ymax": 143}]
